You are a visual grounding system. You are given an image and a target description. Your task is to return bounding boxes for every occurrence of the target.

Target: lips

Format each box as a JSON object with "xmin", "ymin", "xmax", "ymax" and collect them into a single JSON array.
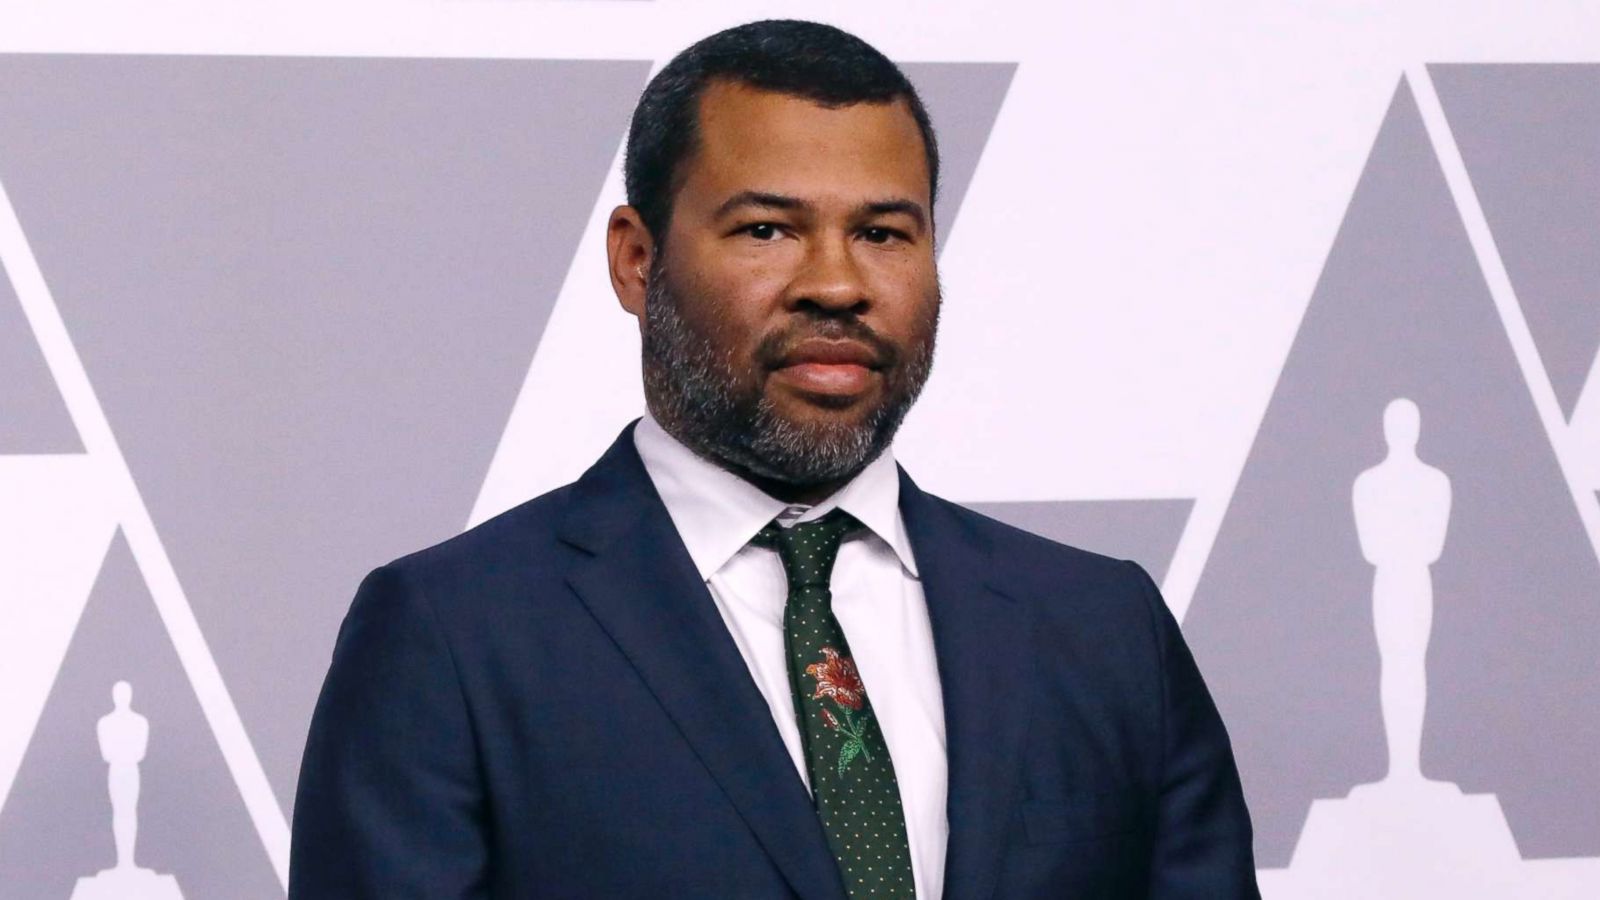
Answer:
[
  {"xmin": 771, "ymin": 339, "xmax": 883, "ymax": 398},
  {"xmin": 775, "ymin": 339, "xmax": 882, "ymax": 369}
]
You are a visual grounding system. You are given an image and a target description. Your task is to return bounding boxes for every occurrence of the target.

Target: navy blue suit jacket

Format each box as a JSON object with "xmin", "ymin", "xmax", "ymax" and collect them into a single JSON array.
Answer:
[{"xmin": 289, "ymin": 423, "xmax": 1258, "ymax": 898}]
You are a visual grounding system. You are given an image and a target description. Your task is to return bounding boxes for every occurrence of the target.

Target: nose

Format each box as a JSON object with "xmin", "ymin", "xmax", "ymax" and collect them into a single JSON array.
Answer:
[{"xmin": 786, "ymin": 232, "xmax": 870, "ymax": 316}]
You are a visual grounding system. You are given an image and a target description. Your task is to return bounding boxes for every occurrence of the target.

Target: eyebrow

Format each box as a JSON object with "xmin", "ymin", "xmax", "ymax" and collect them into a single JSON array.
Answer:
[{"xmin": 713, "ymin": 190, "xmax": 928, "ymax": 233}]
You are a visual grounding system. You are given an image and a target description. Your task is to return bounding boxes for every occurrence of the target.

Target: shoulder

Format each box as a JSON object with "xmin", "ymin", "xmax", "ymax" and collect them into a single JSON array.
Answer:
[
  {"xmin": 920, "ymin": 490, "xmax": 1149, "ymax": 591},
  {"xmin": 914, "ymin": 490, "xmax": 1167, "ymax": 632},
  {"xmin": 368, "ymin": 480, "xmax": 582, "ymax": 606}
]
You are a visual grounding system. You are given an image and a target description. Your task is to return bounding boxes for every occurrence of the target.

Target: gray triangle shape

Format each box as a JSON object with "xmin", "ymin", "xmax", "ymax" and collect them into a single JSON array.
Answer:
[
  {"xmin": 0, "ymin": 256, "xmax": 81, "ymax": 453},
  {"xmin": 1182, "ymin": 78, "xmax": 1600, "ymax": 865},
  {"xmin": 1431, "ymin": 64, "xmax": 1600, "ymax": 420},
  {"xmin": 965, "ymin": 499, "xmax": 1192, "ymax": 582},
  {"xmin": 900, "ymin": 63, "xmax": 1016, "ymax": 252},
  {"xmin": 0, "ymin": 54, "xmax": 651, "ymax": 816},
  {"xmin": 0, "ymin": 532, "xmax": 282, "ymax": 898}
]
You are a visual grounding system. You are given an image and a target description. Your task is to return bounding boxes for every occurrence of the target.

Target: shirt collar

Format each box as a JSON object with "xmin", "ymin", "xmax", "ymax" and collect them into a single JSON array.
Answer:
[{"xmin": 632, "ymin": 412, "xmax": 920, "ymax": 580}]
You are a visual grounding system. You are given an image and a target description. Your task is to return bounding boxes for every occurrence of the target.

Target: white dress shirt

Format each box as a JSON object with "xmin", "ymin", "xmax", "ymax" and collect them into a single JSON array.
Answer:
[{"xmin": 633, "ymin": 412, "xmax": 949, "ymax": 900}]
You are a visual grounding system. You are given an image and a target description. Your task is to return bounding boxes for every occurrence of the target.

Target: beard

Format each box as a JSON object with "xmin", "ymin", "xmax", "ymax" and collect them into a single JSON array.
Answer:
[{"xmin": 640, "ymin": 256, "xmax": 938, "ymax": 488}]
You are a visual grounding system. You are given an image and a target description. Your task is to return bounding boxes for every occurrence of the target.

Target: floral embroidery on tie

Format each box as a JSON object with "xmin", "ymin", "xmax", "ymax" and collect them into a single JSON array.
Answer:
[
  {"xmin": 806, "ymin": 647, "xmax": 864, "ymax": 708},
  {"xmin": 807, "ymin": 646, "xmax": 875, "ymax": 776}
]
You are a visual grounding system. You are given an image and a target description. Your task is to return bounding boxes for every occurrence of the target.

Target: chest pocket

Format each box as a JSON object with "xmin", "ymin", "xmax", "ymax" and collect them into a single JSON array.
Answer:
[{"xmin": 1021, "ymin": 789, "xmax": 1149, "ymax": 845}]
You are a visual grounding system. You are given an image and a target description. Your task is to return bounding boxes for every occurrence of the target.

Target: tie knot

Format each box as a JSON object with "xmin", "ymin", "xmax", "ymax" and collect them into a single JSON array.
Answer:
[{"xmin": 753, "ymin": 509, "xmax": 860, "ymax": 587}]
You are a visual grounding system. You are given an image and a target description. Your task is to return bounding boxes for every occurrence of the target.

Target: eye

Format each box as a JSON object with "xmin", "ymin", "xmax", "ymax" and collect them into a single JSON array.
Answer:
[
  {"xmin": 740, "ymin": 222, "xmax": 783, "ymax": 241},
  {"xmin": 861, "ymin": 226, "xmax": 909, "ymax": 245}
]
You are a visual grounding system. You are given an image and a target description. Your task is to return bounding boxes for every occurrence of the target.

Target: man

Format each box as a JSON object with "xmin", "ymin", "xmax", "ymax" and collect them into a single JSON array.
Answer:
[{"xmin": 289, "ymin": 18, "xmax": 1258, "ymax": 899}]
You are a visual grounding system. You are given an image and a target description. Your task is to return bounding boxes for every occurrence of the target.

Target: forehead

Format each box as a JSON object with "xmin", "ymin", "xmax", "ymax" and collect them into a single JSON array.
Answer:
[{"xmin": 679, "ymin": 79, "xmax": 931, "ymax": 208}]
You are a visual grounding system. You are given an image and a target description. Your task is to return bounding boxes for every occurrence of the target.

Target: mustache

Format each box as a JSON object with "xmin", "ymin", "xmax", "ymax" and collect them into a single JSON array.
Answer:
[{"xmin": 755, "ymin": 316, "xmax": 900, "ymax": 371}]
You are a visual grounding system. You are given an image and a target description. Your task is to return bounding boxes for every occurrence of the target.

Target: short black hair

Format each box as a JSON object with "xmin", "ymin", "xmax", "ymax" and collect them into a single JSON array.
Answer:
[{"xmin": 624, "ymin": 19, "xmax": 940, "ymax": 246}]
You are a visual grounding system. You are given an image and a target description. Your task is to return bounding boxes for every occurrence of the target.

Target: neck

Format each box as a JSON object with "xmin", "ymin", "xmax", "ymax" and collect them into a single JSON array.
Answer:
[{"xmin": 724, "ymin": 463, "xmax": 851, "ymax": 506}]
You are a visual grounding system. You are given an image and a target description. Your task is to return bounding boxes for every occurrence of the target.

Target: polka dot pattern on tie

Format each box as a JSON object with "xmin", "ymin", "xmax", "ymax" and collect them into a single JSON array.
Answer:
[{"xmin": 752, "ymin": 510, "xmax": 916, "ymax": 899}]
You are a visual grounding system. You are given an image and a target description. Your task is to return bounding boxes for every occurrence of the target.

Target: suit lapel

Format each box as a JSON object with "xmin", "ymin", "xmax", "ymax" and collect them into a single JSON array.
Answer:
[
  {"xmin": 900, "ymin": 470, "xmax": 1034, "ymax": 900},
  {"xmin": 558, "ymin": 426, "xmax": 847, "ymax": 900}
]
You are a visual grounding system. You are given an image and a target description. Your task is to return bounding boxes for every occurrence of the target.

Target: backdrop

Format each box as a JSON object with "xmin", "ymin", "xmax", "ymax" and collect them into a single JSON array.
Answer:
[{"xmin": 2, "ymin": 1, "xmax": 1598, "ymax": 897}]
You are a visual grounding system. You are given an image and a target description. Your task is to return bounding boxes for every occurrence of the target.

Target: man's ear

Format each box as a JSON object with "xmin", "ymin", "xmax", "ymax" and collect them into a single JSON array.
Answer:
[{"xmin": 606, "ymin": 205, "xmax": 654, "ymax": 321}]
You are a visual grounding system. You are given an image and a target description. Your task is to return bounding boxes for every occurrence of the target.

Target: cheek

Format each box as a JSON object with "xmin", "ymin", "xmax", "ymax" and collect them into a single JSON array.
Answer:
[
  {"xmin": 681, "ymin": 268, "xmax": 784, "ymax": 340},
  {"xmin": 860, "ymin": 243, "xmax": 935, "ymax": 292},
  {"xmin": 711, "ymin": 262, "xmax": 791, "ymax": 309},
  {"xmin": 872, "ymin": 271, "xmax": 940, "ymax": 338},
  {"xmin": 672, "ymin": 280, "xmax": 771, "ymax": 366},
  {"xmin": 681, "ymin": 228, "xmax": 794, "ymax": 289}
]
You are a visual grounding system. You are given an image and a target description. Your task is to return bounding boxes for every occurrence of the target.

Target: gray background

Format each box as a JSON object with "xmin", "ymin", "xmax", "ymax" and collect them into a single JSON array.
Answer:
[
  {"xmin": 1183, "ymin": 79, "xmax": 1600, "ymax": 865},
  {"xmin": 2, "ymin": 50, "xmax": 1598, "ymax": 894}
]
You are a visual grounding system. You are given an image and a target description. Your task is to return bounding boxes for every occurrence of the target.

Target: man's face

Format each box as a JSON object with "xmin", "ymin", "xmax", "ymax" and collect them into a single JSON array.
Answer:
[{"xmin": 641, "ymin": 80, "xmax": 940, "ymax": 488}]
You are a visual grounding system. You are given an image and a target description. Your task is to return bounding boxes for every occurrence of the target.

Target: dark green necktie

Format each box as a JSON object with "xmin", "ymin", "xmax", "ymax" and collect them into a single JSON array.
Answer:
[{"xmin": 754, "ymin": 510, "xmax": 917, "ymax": 899}]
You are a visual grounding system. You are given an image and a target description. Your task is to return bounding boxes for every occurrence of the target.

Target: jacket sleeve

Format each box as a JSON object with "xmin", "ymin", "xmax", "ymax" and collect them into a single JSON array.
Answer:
[
  {"xmin": 288, "ymin": 564, "xmax": 491, "ymax": 899},
  {"xmin": 1126, "ymin": 561, "xmax": 1261, "ymax": 899}
]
